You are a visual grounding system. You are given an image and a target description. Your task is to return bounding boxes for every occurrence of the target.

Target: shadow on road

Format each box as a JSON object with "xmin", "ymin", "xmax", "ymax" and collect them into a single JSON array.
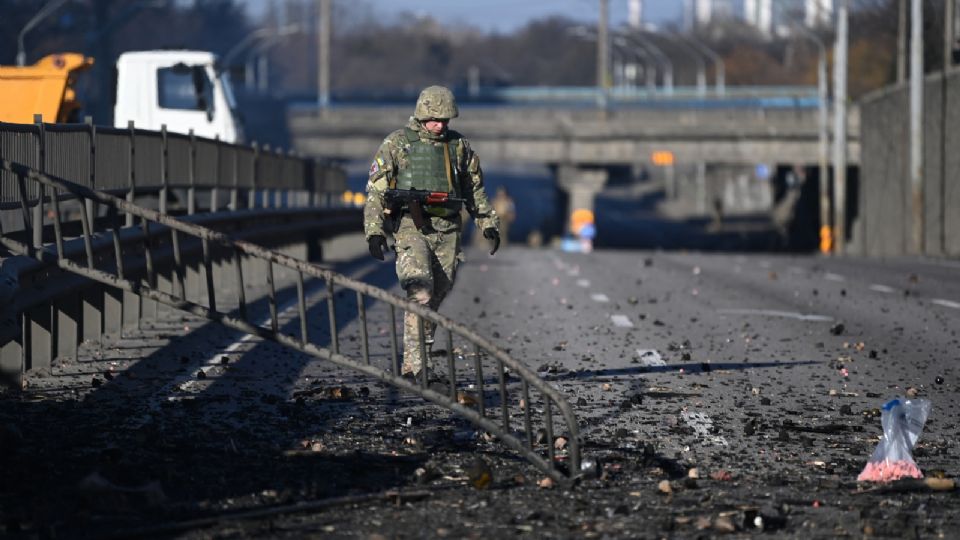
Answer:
[{"xmin": 540, "ymin": 360, "xmax": 821, "ymax": 381}]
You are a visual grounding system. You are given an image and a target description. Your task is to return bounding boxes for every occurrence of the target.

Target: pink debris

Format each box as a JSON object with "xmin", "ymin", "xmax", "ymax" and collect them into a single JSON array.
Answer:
[{"xmin": 857, "ymin": 459, "xmax": 923, "ymax": 482}]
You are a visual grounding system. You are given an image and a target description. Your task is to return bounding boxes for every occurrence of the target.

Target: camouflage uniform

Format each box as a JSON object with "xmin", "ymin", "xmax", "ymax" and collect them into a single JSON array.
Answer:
[{"xmin": 364, "ymin": 87, "xmax": 499, "ymax": 375}]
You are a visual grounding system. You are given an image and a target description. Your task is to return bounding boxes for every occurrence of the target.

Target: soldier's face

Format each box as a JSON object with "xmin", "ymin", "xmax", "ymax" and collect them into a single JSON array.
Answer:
[{"xmin": 423, "ymin": 119, "xmax": 448, "ymax": 135}]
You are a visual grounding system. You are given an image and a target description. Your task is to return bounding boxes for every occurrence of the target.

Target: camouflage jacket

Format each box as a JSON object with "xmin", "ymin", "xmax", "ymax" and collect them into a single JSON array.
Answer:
[{"xmin": 363, "ymin": 117, "xmax": 499, "ymax": 239}]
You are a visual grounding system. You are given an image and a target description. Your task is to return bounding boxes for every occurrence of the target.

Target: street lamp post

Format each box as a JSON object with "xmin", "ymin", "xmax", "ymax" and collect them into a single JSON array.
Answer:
[
  {"xmin": 16, "ymin": 0, "xmax": 71, "ymax": 66},
  {"xmin": 221, "ymin": 24, "xmax": 300, "ymax": 74},
  {"xmin": 624, "ymin": 31, "xmax": 674, "ymax": 94},
  {"xmin": 666, "ymin": 32, "xmax": 707, "ymax": 96},
  {"xmin": 683, "ymin": 33, "xmax": 725, "ymax": 95},
  {"xmin": 832, "ymin": 0, "xmax": 848, "ymax": 254},
  {"xmin": 794, "ymin": 25, "xmax": 830, "ymax": 253},
  {"xmin": 908, "ymin": 0, "xmax": 923, "ymax": 253},
  {"xmin": 614, "ymin": 34, "xmax": 657, "ymax": 93},
  {"xmin": 246, "ymin": 28, "xmax": 301, "ymax": 93}
]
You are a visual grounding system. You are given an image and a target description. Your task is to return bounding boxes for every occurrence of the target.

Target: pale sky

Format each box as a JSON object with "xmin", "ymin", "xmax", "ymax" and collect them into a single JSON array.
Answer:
[{"xmin": 238, "ymin": 0, "xmax": 683, "ymax": 34}]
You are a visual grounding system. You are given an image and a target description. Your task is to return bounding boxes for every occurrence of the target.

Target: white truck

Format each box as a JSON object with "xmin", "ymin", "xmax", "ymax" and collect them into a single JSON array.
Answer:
[
  {"xmin": 0, "ymin": 49, "xmax": 243, "ymax": 143},
  {"xmin": 114, "ymin": 50, "xmax": 243, "ymax": 143}
]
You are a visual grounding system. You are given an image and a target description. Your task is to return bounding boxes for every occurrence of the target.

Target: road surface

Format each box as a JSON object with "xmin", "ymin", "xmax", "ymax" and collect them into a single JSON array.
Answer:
[{"xmin": 2, "ymin": 245, "xmax": 959, "ymax": 537}]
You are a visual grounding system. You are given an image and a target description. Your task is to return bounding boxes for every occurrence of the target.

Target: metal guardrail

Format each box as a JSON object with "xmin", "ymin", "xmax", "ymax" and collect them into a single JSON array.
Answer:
[
  {"xmin": 0, "ymin": 159, "xmax": 584, "ymax": 484},
  {"xmin": 0, "ymin": 119, "xmax": 346, "ymax": 216}
]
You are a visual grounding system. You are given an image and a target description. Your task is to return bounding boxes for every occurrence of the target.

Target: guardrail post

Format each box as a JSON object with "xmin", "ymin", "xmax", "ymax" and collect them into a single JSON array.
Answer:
[
  {"xmin": 230, "ymin": 144, "xmax": 239, "ymax": 211},
  {"xmin": 1, "ymin": 316, "xmax": 25, "ymax": 389},
  {"xmin": 26, "ymin": 304, "xmax": 52, "ymax": 373},
  {"xmin": 160, "ymin": 125, "xmax": 168, "ymax": 214},
  {"xmin": 211, "ymin": 135, "xmax": 220, "ymax": 212},
  {"xmin": 54, "ymin": 295, "xmax": 80, "ymax": 361},
  {"xmin": 33, "ymin": 115, "xmax": 44, "ymax": 251},
  {"xmin": 188, "ymin": 129, "xmax": 196, "ymax": 215},
  {"xmin": 155, "ymin": 124, "xmax": 172, "ymax": 319},
  {"xmin": 122, "ymin": 121, "xmax": 141, "ymax": 331},
  {"xmin": 262, "ymin": 144, "xmax": 272, "ymax": 209},
  {"xmin": 126, "ymin": 121, "xmax": 136, "ymax": 226},
  {"xmin": 249, "ymin": 142, "xmax": 259, "ymax": 209},
  {"xmin": 85, "ymin": 118, "xmax": 97, "ymax": 234}
]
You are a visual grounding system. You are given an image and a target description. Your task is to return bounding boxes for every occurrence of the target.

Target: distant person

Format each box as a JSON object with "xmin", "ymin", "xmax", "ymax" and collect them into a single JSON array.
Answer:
[
  {"xmin": 491, "ymin": 186, "xmax": 516, "ymax": 247},
  {"xmin": 363, "ymin": 86, "xmax": 500, "ymax": 379}
]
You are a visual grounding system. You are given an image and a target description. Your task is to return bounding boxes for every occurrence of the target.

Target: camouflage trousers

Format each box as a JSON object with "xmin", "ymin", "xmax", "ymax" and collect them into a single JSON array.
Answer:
[{"xmin": 393, "ymin": 214, "xmax": 462, "ymax": 375}]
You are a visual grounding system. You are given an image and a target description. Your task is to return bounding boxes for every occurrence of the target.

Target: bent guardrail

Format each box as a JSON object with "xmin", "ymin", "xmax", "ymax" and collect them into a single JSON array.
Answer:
[{"xmin": 0, "ymin": 159, "xmax": 583, "ymax": 483}]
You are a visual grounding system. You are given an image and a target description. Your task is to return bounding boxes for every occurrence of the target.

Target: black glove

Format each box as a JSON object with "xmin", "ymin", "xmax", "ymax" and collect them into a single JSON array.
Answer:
[
  {"xmin": 483, "ymin": 228, "xmax": 500, "ymax": 255},
  {"xmin": 367, "ymin": 235, "xmax": 388, "ymax": 260}
]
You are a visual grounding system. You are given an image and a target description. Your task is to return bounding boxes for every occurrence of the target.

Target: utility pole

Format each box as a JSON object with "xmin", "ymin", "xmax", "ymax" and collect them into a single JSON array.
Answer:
[
  {"xmin": 317, "ymin": 0, "xmax": 331, "ymax": 110},
  {"xmin": 832, "ymin": 0, "xmax": 848, "ymax": 254},
  {"xmin": 598, "ymin": 0, "xmax": 610, "ymax": 89},
  {"xmin": 909, "ymin": 0, "xmax": 923, "ymax": 253},
  {"xmin": 597, "ymin": 0, "xmax": 610, "ymax": 111},
  {"xmin": 946, "ymin": 0, "xmax": 955, "ymax": 70},
  {"xmin": 944, "ymin": 0, "xmax": 955, "ymax": 254},
  {"xmin": 796, "ymin": 25, "xmax": 830, "ymax": 253},
  {"xmin": 897, "ymin": 0, "xmax": 906, "ymax": 83}
]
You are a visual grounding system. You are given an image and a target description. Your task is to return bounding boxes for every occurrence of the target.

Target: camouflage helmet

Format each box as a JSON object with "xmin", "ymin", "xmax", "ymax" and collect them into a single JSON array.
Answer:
[{"xmin": 414, "ymin": 85, "xmax": 459, "ymax": 120}]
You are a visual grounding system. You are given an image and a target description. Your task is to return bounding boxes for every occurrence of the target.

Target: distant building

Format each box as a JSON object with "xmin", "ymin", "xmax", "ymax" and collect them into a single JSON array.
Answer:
[
  {"xmin": 684, "ymin": 0, "xmax": 834, "ymax": 36},
  {"xmin": 628, "ymin": 0, "xmax": 642, "ymax": 29}
]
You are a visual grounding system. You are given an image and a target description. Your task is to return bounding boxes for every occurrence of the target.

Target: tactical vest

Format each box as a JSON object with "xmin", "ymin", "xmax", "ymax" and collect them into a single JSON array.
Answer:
[{"xmin": 396, "ymin": 128, "xmax": 461, "ymax": 198}]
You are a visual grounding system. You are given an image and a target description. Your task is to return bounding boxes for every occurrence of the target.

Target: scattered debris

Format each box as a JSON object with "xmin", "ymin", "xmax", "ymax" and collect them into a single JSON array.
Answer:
[
  {"xmin": 710, "ymin": 470, "xmax": 733, "ymax": 481},
  {"xmin": 466, "ymin": 457, "xmax": 493, "ymax": 489}
]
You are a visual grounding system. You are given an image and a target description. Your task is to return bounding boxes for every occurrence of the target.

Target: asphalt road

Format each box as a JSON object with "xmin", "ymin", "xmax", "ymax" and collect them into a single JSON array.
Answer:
[{"xmin": 3, "ymin": 245, "xmax": 960, "ymax": 538}]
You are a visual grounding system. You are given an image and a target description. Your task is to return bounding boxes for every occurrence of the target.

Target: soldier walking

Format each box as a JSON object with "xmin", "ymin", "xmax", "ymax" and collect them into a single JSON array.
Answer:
[{"xmin": 363, "ymin": 86, "xmax": 500, "ymax": 379}]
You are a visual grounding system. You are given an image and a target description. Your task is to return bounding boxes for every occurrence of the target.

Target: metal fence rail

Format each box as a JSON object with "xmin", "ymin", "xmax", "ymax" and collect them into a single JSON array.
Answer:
[
  {"xmin": 0, "ymin": 159, "xmax": 584, "ymax": 484},
  {"xmin": 0, "ymin": 119, "xmax": 345, "ymax": 215}
]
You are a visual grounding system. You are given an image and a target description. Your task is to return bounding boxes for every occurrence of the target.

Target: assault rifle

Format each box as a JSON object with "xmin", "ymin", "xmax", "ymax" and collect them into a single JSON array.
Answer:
[{"xmin": 384, "ymin": 188, "xmax": 468, "ymax": 232}]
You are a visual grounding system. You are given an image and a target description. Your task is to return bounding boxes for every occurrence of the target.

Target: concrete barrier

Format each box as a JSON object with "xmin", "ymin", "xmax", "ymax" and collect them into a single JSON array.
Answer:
[{"xmin": 856, "ymin": 69, "xmax": 960, "ymax": 257}]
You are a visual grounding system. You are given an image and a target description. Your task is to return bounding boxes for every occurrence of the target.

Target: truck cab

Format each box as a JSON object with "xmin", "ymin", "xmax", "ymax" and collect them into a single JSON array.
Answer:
[{"xmin": 113, "ymin": 50, "xmax": 243, "ymax": 143}]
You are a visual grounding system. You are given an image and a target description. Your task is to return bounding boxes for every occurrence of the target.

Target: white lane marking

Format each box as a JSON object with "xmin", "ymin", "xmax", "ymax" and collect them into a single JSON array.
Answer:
[
  {"xmin": 681, "ymin": 411, "xmax": 729, "ymax": 446},
  {"xmin": 590, "ymin": 293, "xmax": 610, "ymax": 303},
  {"xmin": 611, "ymin": 315, "xmax": 634, "ymax": 328},
  {"xmin": 576, "ymin": 279, "xmax": 591, "ymax": 288},
  {"xmin": 176, "ymin": 288, "xmax": 322, "ymax": 392},
  {"xmin": 717, "ymin": 308, "xmax": 834, "ymax": 322},
  {"xmin": 636, "ymin": 349, "xmax": 665, "ymax": 367},
  {"xmin": 176, "ymin": 262, "xmax": 381, "ymax": 393},
  {"xmin": 931, "ymin": 298, "xmax": 960, "ymax": 309},
  {"xmin": 869, "ymin": 284, "xmax": 897, "ymax": 294},
  {"xmin": 824, "ymin": 272, "xmax": 845, "ymax": 282}
]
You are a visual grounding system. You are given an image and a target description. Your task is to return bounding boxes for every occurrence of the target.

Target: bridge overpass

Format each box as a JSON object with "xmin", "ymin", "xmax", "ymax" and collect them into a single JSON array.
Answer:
[{"xmin": 288, "ymin": 93, "xmax": 860, "ymax": 221}]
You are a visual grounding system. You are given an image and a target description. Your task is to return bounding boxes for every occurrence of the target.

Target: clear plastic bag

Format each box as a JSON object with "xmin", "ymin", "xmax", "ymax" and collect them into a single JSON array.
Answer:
[{"xmin": 857, "ymin": 398, "xmax": 931, "ymax": 482}]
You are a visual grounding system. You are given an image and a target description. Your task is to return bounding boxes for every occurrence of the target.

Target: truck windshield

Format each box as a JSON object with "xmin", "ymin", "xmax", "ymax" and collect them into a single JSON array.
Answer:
[{"xmin": 158, "ymin": 64, "xmax": 214, "ymax": 111}]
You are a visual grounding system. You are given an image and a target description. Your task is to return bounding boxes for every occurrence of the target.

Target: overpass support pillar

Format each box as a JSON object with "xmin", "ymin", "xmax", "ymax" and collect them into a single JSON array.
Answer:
[{"xmin": 556, "ymin": 165, "xmax": 609, "ymax": 230}]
